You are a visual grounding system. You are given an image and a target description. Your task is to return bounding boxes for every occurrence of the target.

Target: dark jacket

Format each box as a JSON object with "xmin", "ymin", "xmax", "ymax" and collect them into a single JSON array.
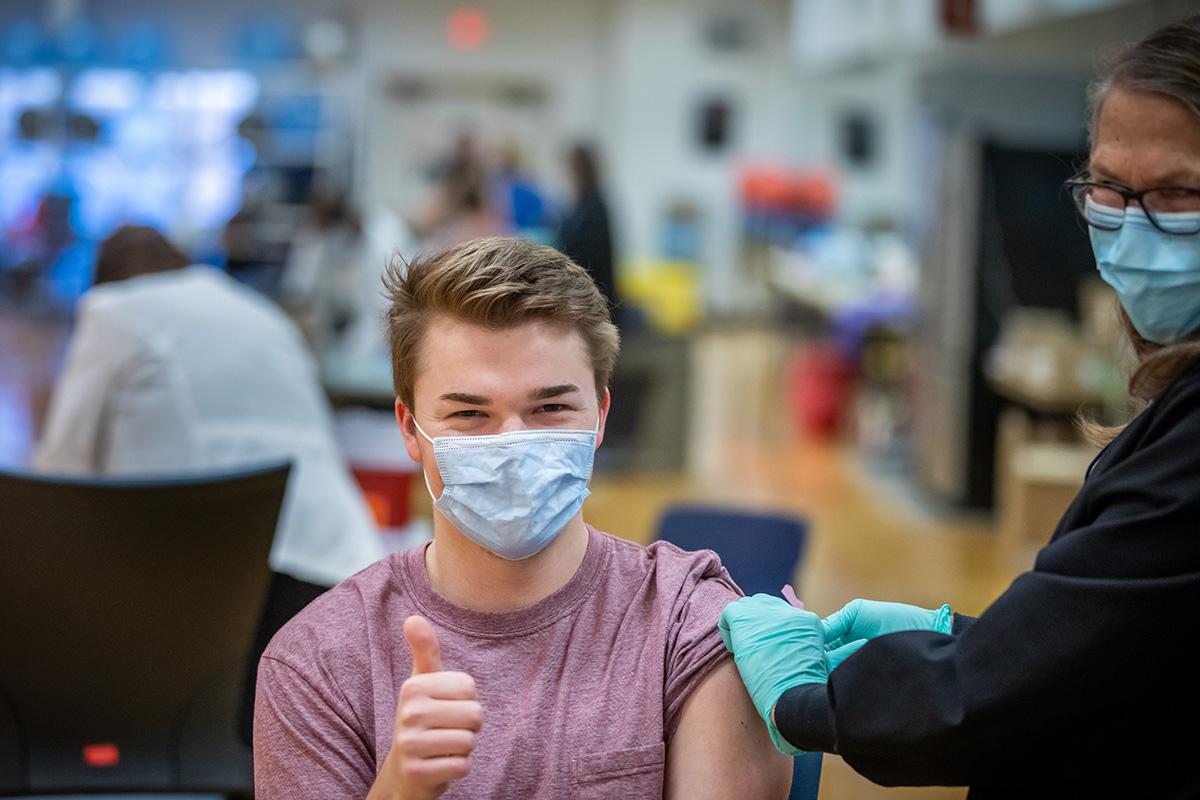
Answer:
[
  {"xmin": 559, "ymin": 191, "xmax": 616, "ymax": 311},
  {"xmin": 777, "ymin": 357, "xmax": 1200, "ymax": 798}
]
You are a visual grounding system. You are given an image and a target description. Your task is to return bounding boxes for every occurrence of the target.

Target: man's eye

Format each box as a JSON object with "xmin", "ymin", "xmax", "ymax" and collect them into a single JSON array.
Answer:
[
  {"xmin": 540, "ymin": 404, "xmax": 566, "ymax": 413},
  {"xmin": 454, "ymin": 409, "xmax": 481, "ymax": 418}
]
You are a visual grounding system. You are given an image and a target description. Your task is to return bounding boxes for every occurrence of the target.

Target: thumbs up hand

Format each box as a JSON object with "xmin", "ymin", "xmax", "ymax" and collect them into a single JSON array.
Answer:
[
  {"xmin": 407, "ymin": 614, "xmax": 445, "ymax": 675},
  {"xmin": 376, "ymin": 616, "xmax": 481, "ymax": 800}
]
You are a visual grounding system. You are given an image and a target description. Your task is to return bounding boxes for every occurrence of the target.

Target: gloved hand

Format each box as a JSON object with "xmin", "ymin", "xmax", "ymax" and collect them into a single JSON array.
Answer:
[
  {"xmin": 825, "ymin": 639, "xmax": 867, "ymax": 673},
  {"xmin": 719, "ymin": 594, "xmax": 827, "ymax": 756},
  {"xmin": 821, "ymin": 598, "xmax": 953, "ymax": 656}
]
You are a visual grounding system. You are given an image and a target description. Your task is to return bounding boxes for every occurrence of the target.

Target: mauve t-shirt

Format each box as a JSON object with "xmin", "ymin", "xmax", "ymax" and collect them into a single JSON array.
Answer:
[{"xmin": 254, "ymin": 526, "xmax": 741, "ymax": 800}]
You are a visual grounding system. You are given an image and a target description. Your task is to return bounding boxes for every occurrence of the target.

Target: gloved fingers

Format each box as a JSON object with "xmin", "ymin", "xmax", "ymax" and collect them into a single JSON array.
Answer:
[
  {"xmin": 822, "ymin": 634, "xmax": 860, "ymax": 652},
  {"xmin": 826, "ymin": 638, "xmax": 867, "ymax": 672},
  {"xmin": 718, "ymin": 597, "xmax": 765, "ymax": 653},
  {"xmin": 721, "ymin": 594, "xmax": 798, "ymax": 631},
  {"xmin": 741, "ymin": 592, "xmax": 798, "ymax": 612},
  {"xmin": 820, "ymin": 598, "xmax": 862, "ymax": 644},
  {"xmin": 933, "ymin": 603, "xmax": 954, "ymax": 636},
  {"xmin": 720, "ymin": 595, "xmax": 826, "ymax": 667}
]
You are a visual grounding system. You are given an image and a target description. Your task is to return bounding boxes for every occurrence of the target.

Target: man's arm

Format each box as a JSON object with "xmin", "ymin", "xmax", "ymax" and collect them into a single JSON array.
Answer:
[
  {"xmin": 663, "ymin": 657, "xmax": 793, "ymax": 800},
  {"xmin": 254, "ymin": 656, "xmax": 378, "ymax": 799}
]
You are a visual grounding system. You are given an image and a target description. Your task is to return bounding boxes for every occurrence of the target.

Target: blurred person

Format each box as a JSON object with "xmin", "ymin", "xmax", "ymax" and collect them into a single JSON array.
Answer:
[
  {"xmin": 253, "ymin": 236, "xmax": 792, "ymax": 799},
  {"xmin": 558, "ymin": 144, "xmax": 617, "ymax": 314},
  {"xmin": 281, "ymin": 185, "xmax": 366, "ymax": 351},
  {"xmin": 35, "ymin": 224, "xmax": 386, "ymax": 746},
  {"xmin": 720, "ymin": 14, "xmax": 1200, "ymax": 798},
  {"xmin": 335, "ymin": 202, "xmax": 421, "ymax": 361},
  {"xmin": 410, "ymin": 133, "xmax": 505, "ymax": 254},
  {"xmin": 5, "ymin": 183, "xmax": 78, "ymax": 302},
  {"xmin": 421, "ymin": 174, "xmax": 506, "ymax": 255},
  {"xmin": 491, "ymin": 141, "xmax": 548, "ymax": 235},
  {"xmin": 222, "ymin": 166, "xmax": 298, "ymax": 296}
]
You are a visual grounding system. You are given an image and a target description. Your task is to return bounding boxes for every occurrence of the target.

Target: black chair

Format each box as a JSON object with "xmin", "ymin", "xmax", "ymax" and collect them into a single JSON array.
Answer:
[
  {"xmin": 0, "ymin": 463, "xmax": 290, "ymax": 798},
  {"xmin": 654, "ymin": 504, "xmax": 821, "ymax": 800}
]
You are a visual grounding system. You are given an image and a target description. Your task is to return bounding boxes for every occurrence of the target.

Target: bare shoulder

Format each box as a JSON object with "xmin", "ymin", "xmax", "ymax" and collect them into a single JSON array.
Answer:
[{"xmin": 663, "ymin": 658, "xmax": 792, "ymax": 800}]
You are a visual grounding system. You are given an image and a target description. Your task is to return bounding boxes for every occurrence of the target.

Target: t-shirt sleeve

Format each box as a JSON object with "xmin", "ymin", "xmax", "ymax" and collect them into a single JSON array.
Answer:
[
  {"xmin": 254, "ymin": 654, "xmax": 377, "ymax": 800},
  {"xmin": 658, "ymin": 544, "xmax": 743, "ymax": 741},
  {"xmin": 253, "ymin": 592, "xmax": 383, "ymax": 800}
]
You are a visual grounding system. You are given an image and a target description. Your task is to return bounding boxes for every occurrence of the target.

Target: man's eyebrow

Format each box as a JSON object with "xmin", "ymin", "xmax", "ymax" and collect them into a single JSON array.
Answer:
[
  {"xmin": 530, "ymin": 384, "xmax": 580, "ymax": 401},
  {"xmin": 440, "ymin": 392, "xmax": 491, "ymax": 405}
]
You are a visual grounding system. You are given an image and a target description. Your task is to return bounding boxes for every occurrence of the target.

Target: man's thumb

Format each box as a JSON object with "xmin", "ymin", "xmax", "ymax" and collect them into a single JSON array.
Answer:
[{"xmin": 404, "ymin": 615, "xmax": 443, "ymax": 675}]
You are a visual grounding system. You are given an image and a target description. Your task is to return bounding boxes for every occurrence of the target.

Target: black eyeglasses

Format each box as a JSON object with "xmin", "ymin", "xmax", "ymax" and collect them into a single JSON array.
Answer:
[{"xmin": 1064, "ymin": 179, "xmax": 1200, "ymax": 235}]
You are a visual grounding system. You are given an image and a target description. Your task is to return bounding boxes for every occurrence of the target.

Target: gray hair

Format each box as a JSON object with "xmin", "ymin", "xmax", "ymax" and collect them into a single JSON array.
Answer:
[{"xmin": 1087, "ymin": 13, "xmax": 1200, "ymax": 148}]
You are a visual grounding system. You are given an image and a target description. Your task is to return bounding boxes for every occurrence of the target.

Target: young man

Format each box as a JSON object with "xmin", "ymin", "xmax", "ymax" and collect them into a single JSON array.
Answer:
[{"xmin": 253, "ymin": 237, "xmax": 792, "ymax": 799}]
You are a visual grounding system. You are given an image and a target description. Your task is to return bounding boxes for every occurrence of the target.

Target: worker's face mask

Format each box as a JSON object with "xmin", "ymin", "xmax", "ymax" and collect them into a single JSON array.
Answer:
[
  {"xmin": 413, "ymin": 418, "xmax": 597, "ymax": 560},
  {"xmin": 1089, "ymin": 204, "xmax": 1200, "ymax": 344}
]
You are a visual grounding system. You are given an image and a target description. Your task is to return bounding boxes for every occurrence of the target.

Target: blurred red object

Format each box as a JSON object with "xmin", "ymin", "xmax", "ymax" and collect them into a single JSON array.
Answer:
[
  {"xmin": 788, "ymin": 342, "xmax": 854, "ymax": 437},
  {"xmin": 336, "ymin": 409, "xmax": 421, "ymax": 531},
  {"xmin": 352, "ymin": 468, "xmax": 412, "ymax": 529},
  {"xmin": 941, "ymin": 0, "xmax": 977, "ymax": 36},
  {"xmin": 447, "ymin": 8, "xmax": 488, "ymax": 51},
  {"xmin": 739, "ymin": 163, "xmax": 837, "ymax": 214}
]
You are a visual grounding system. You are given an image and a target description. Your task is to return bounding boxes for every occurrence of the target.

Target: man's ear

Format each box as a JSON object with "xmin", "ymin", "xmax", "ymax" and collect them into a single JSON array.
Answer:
[
  {"xmin": 395, "ymin": 399, "xmax": 425, "ymax": 464},
  {"xmin": 595, "ymin": 388, "xmax": 611, "ymax": 449}
]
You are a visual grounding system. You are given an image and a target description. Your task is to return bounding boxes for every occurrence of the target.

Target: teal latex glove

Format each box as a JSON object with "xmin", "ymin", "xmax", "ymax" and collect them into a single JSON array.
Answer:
[
  {"xmin": 822, "ymin": 598, "xmax": 953, "ymax": 655},
  {"xmin": 719, "ymin": 594, "xmax": 828, "ymax": 756},
  {"xmin": 825, "ymin": 639, "xmax": 867, "ymax": 673}
]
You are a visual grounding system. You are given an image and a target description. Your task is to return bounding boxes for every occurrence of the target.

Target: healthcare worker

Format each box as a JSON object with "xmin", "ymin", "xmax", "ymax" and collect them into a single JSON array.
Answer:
[{"xmin": 720, "ymin": 14, "xmax": 1200, "ymax": 799}]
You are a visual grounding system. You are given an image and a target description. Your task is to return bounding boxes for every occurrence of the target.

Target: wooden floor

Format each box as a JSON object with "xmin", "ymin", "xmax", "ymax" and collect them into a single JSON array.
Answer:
[
  {"xmin": 585, "ymin": 329, "xmax": 1020, "ymax": 800},
  {"xmin": 588, "ymin": 434, "xmax": 1012, "ymax": 800},
  {"xmin": 1, "ymin": 314, "xmax": 1023, "ymax": 800}
]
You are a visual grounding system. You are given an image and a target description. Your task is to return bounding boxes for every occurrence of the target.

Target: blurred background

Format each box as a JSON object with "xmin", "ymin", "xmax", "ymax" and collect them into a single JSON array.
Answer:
[{"xmin": 4, "ymin": 0, "xmax": 1200, "ymax": 797}]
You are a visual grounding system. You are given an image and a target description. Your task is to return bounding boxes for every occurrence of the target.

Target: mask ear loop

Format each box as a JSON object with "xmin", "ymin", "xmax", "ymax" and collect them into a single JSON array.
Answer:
[
  {"xmin": 412, "ymin": 418, "xmax": 436, "ymax": 444},
  {"xmin": 411, "ymin": 418, "xmax": 442, "ymax": 502}
]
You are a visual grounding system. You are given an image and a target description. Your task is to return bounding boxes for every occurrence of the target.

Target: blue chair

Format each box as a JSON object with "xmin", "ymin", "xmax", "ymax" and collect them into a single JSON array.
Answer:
[
  {"xmin": 789, "ymin": 751, "xmax": 823, "ymax": 800},
  {"xmin": 0, "ymin": 463, "xmax": 290, "ymax": 798},
  {"xmin": 655, "ymin": 505, "xmax": 808, "ymax": 598},
  {"xmin": 655, "ymin": 504, "xmax": 821, "ymax": 800}
]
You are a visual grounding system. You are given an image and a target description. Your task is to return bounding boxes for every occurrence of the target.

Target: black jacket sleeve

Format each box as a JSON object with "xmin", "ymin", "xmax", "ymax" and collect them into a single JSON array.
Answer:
[{"xmin": 774, "ymin": 361, "xmax": 1200, "ymax": 797}]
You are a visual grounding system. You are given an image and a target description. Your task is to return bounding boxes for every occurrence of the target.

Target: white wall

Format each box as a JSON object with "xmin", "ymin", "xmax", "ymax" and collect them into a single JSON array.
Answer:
[
  {"xmin": 355, "ymin": 0, "xmax": 608, "ymax": 219},
  {"xmin": 785, "ymin": 0, "xmax": 1200, "ymax": 235},
  {"xmin": 19, "ymin": 0, "xmax": 1193, "ymax": 315},
  {"xmin": 354, "ymin": 0, "xmax": 804, "ymax": 314},
  {"xmin": 605, "ymin": 0, "xmax": 802, "ymax": 312},
  {"xmin": 4, "ymin": 0, "xmax": 811, "ymax": 313}
]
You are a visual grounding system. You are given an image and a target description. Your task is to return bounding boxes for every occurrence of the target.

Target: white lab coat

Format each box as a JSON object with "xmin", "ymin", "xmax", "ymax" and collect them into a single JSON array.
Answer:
[{"xmin": 35, "ymin": 266, "xmax": 385, "ymax": 586}]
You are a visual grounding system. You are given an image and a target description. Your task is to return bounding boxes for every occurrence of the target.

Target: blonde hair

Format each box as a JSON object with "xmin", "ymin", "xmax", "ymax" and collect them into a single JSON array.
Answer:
[{"xmin": 383, "ymin": 236, "xmax": 620, "ymax": 410}]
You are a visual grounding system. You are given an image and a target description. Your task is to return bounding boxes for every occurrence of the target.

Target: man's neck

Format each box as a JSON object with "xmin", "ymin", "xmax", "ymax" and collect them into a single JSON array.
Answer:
[{"xmin": 425, "ymin": 516, "xmax": 590, "ymax": 612}]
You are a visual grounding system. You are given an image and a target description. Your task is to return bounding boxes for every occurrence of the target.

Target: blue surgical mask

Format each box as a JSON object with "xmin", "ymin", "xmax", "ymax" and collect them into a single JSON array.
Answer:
[
  {"xmin": 1088, "ymin": 201, "xmax": 1200, "ymax": 344},
  {"xmin": 414, "ymin": 419, "xmax": 597, "ymax": 560}
]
